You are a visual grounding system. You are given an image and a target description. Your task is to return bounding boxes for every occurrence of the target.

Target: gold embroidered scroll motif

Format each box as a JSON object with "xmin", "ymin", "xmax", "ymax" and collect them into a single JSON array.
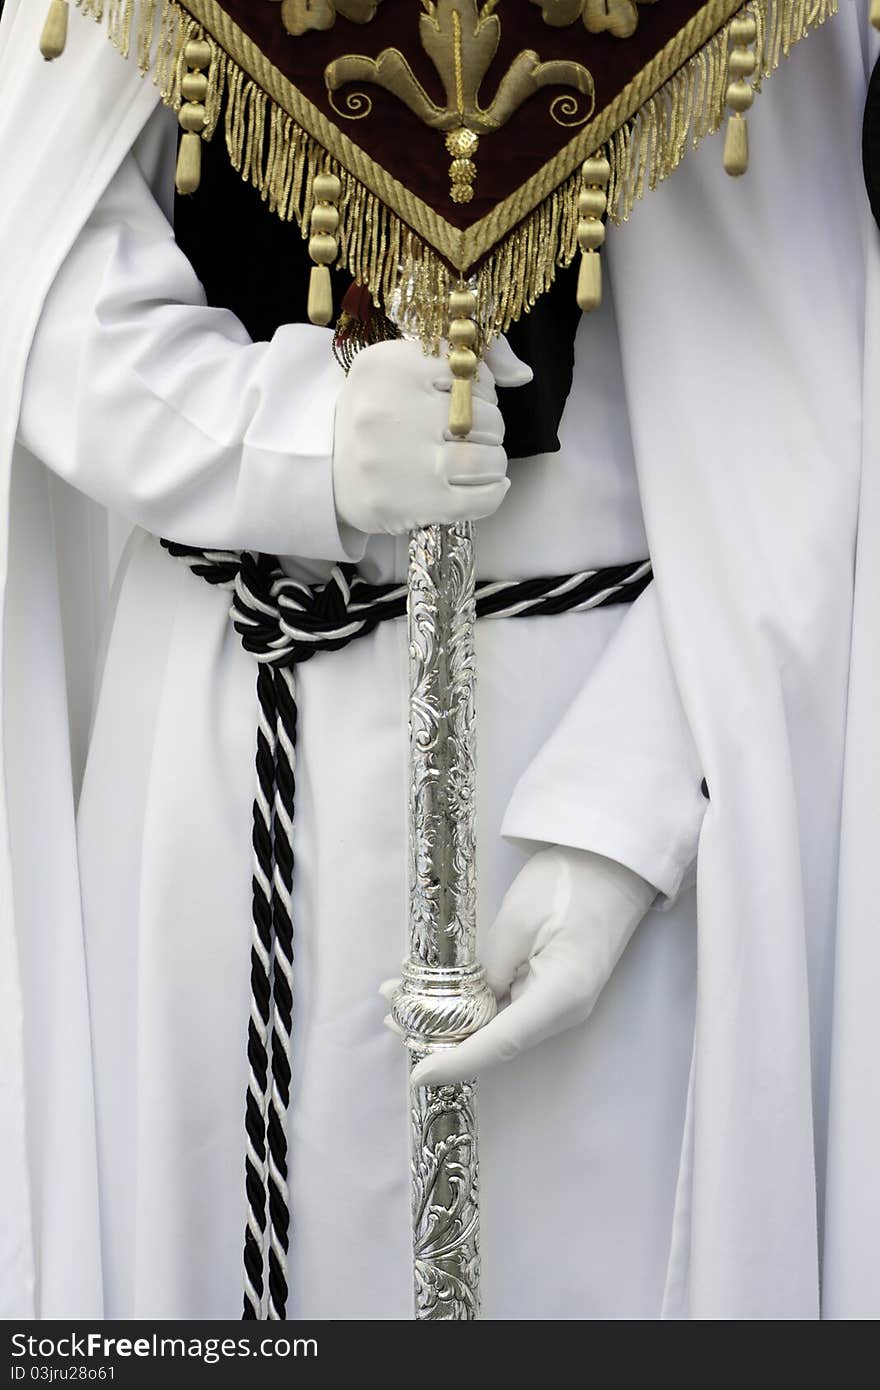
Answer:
[{"xmin": 326, "ymin": 0, "xmax": 595, "ymax": 202}]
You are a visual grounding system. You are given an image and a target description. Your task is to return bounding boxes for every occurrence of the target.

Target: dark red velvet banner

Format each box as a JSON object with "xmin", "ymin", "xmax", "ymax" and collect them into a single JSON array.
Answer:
[{"xmin": 207, "ymin": 1, "xmax": 724, "ymax": 231}]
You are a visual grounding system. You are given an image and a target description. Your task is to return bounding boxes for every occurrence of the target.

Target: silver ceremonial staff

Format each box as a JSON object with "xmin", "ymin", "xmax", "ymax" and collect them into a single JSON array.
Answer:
[
  {"xmin": 391, "ymin": 519, "xmax": 497, "ymax": 1320},
  {"xmin": 390, "ymin": 299, "xmax": 498, "ymax": 1319}
]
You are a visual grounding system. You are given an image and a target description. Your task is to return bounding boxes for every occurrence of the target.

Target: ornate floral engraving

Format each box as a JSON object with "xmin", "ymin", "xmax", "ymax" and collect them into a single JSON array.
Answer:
[
  {"xmin": 530, "ymin": 0, "xmax": 660, "ymax": 40},
  {"xmin": 445, "ymin": 525, "xmax": 478, "ymax": 938},
  {"xmin": 391, "ymin": 520, "xmax": 496, "ymax": 1319},
  {"xmin": 411, "ymin": 1078, "xmax": 481, "ymax": 1320},
  {"xmin": 325, "ymin": 0, "xmax": 595, "ymax": 200},
  {"xmin": 406, "ymin": 522, "xmax": 477, "ymax": 964},
  {"xmin": 273, "ymin": 0, "xmax": 383, "ymax": 39}
]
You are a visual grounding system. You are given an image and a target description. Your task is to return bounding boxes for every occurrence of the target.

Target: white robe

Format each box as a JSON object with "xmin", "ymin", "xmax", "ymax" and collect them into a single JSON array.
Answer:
[{"xmin": 0, "ymin": 0, "xmax": 877, "ymax": 1320}]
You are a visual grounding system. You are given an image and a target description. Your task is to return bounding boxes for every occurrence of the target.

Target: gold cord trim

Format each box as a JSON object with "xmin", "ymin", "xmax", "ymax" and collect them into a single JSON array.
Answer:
[{"xmin": 74, "ymin": 0, "xmax": 837, "ymax": 346}]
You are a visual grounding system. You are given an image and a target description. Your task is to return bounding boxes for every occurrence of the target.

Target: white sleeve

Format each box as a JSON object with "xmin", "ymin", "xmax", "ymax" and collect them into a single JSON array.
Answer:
[
  {"xmin": 502, "ymin": 582, "xmax": 707, "ymax": 902},
  {"xmin": 17, "ymin": 117, "xmax": 359, "ymax": 561}
]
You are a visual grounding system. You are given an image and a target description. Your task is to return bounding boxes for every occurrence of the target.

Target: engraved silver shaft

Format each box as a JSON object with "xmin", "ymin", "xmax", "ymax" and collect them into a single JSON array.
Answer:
[{"xmin": 391, "ymin": 521, "xmax": 496, "ymax": 1320}]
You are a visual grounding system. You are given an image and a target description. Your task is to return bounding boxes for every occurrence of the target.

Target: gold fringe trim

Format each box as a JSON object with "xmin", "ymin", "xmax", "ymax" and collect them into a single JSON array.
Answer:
[{"xmin": 75, "ymin": 0, "xmax": 837, "ymax": 347}]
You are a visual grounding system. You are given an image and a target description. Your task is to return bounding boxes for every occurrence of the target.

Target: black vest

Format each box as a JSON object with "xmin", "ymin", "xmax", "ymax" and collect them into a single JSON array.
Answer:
[{"xmin": 863, "ymin": 56, "xmax": 880, "ymax": 233}]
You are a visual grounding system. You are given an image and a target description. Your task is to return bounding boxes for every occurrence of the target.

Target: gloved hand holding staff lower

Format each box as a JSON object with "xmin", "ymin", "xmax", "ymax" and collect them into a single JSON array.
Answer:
[{"xmin": 382, "ymin": 848, "xmax": 656, "ymax": 1085}]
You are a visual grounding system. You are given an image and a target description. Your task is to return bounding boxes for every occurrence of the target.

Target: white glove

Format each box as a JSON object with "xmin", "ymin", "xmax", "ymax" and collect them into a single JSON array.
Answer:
[
  {"xmin": 392, "ymin": 847, "xmax": 656, "ymax": 1087},
  {"xmin": 332, "ymin": 336, "xmax": 532, "ymax": 537}
]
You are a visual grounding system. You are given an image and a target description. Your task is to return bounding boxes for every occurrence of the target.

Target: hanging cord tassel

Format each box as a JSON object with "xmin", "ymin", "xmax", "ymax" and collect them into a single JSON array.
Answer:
[
  {"xmin": 307, "ymin": 174, "xmax": 342, "ymax": 326},
  {"xmin": 265, "ymin": 662, "xmax": 297, "ymax": 1320},
  {"xmin": 448, "ymin": 286, "xmax": 479, "ymax": 438},
  {"xmin": 576, "ymin": 154, "xmax": 611, "ymax": 314},
  {"xmin": 39, "ymin": 0, "xmax": 68, "ymax": 61},
  {"xmin": 176, "ymin": 40, "xmax": 212, "ymax": 196},
  {"xmin": 724, "ymin": 14, "xmax": 758, "ymax": 177},
  {"xmin": 242, "ymin": 657, "xmax": 278, "ymax": 1319}
]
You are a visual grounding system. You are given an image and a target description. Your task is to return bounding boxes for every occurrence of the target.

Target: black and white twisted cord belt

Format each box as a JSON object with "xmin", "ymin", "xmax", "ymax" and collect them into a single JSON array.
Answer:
[{"xmin": 160, "ymin": 541, "xmax": 652, "ymax": 1320}]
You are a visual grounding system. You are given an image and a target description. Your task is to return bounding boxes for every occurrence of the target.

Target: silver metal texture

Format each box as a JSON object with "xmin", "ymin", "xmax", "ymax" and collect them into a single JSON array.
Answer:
[{"xmin": 392, "ymin": 521, "xmax": 496, "ymax": 1320}]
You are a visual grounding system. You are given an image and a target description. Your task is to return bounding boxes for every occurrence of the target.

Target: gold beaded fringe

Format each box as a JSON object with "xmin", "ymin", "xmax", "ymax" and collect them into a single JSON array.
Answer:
[{"xmin": 71, "ymin": 0, "xmax": 836, "ymax": 347}]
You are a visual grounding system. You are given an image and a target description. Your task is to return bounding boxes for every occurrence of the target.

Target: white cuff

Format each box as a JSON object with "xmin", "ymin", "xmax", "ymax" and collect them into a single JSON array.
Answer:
[{"xmin": 501, "ymin": 784, "xmax": 702, "ymax": 905}]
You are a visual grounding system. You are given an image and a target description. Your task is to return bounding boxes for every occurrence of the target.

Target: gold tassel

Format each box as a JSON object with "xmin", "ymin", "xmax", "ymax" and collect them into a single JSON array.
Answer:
[
  {"xmin": 308, "ymin": 173, "xmax": 341, "ymax": 326},
  {"xmin": 175, "ymin": 39, "xmax": 211, "ymax": 195},
  {"xmin": 448, "ymin": 287, "xmax": 478, "ymax": 439},
  {"xmin": 872, "ymin": 0, "xmax": 880, "ymax": 31},
  {"xmin": 576, "ymin": 155, "xmax": 610, "ymax": 314},
  {"xmin": 724, "ymin": 15, "xmax": 758, "ymax": 176},
  {"xmin": 40, "ymin": 0, "xmax": 69, "ymax": 61}
]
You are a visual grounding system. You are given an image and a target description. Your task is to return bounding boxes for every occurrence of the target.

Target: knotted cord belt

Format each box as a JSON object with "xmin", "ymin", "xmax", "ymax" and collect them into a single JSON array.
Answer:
[{"xmin": 160, "ymin": 541, "xmax": 652, "ymax": 1320}]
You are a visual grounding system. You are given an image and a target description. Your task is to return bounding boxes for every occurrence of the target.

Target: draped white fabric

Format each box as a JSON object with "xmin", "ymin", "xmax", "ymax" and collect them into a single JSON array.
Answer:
[
  {"xmin": 0, "ymin": 0, "xmax": 876, "ymax": 1320},
  {"xmin": 605, "ymin": 13, "xmax": 876, "ymax": 1312}
]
